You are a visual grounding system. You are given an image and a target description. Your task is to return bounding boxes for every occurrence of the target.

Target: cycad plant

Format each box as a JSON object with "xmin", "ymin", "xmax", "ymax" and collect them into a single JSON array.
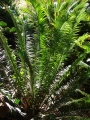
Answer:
[{"xmin": 0, "ymin": 0, "xmax": 90, "ymax": 119}]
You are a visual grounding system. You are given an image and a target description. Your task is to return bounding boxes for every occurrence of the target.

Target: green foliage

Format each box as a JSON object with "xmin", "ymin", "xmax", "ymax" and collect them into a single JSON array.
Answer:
[
  {"xmin": 0, "ymin": 21, "xmax": 7, "ymax": 27},
  {"xmin": 0, "ymin": 0, "xmax": 90, "ymax": 119},
  {"xmin": 0, "ymin": 0, "xmax": 12, "ymax": 5}
]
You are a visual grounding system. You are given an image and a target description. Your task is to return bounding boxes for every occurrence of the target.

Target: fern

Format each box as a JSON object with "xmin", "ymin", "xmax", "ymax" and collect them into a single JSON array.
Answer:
[{"xmin": 0, "ymin": 0, "xmax": 90, "ymax": 119}]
